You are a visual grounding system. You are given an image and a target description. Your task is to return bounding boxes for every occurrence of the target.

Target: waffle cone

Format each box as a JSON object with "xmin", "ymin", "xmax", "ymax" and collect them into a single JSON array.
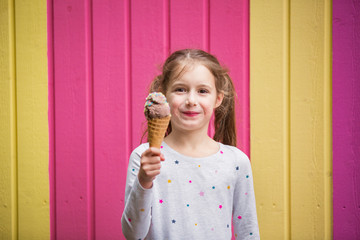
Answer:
[{"xmin": 147, "ymin": 116, "xmax": 171, "ymax": 148}]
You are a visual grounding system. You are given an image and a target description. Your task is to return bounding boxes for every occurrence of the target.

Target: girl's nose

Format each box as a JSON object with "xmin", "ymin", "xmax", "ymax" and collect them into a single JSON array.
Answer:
[{"xmin": 186, "ymin": 92, "xmax": 198, "ymax": 106}]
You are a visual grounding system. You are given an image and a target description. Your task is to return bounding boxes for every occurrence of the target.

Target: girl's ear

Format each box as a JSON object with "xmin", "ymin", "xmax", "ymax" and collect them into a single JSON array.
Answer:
[{"xmin": 215, "ymin": 92, "xmax": 224, "ymax": 108}]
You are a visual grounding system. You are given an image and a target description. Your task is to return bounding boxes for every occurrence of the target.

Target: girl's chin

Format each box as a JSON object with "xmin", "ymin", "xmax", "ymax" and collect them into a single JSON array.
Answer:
[{"xmin": 171, "ymin": 120, "xmax": 211, "ymax": 132}]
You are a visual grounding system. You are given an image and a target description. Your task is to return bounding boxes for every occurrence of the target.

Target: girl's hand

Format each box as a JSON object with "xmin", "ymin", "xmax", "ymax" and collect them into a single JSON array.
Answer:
[{"xmin": 138, "ymin": 147, "xmax": 165, "ymax": 189}]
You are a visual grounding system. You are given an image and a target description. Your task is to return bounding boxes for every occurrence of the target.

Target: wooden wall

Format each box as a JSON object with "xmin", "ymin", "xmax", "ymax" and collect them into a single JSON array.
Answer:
[
  {"xmin": 1, "ymin": 0, "xmax": 360, "ymax": 239},
  {"xmin": 250, "ymin": 0, "xmax": 332, "ymax": 239},
  {"xmin": 0, "ymin": 0, "xmax": 49, "ymax": 239}
]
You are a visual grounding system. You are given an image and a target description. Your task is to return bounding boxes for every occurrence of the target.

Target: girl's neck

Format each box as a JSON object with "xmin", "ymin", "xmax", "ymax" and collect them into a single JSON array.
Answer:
[{"xmin": 164, "ymin": 129, "xmax": 219, "ymax": 158}]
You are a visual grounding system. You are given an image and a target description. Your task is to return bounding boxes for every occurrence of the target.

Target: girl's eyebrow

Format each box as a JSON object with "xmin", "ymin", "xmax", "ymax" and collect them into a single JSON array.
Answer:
[
  {"xmin": 170, "ymin": 82, "xmax": 186, "ymax": 88},
  {"xmin": 197, "ymin": 83, "xmax": 212, "ymax": 88},
  {"xmin": 172, "ymin": 81, "xmax": 212, "ymax": 88}
]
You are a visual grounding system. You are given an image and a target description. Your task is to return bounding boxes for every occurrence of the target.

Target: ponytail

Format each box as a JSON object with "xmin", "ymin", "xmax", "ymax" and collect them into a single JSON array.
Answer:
[
  {"xmin": 213, "ymin": 73, "xmax": 237, "ymax": 147},
  {"xmin": 149, "ymin": 75, "xmax": 162, "ymax": 93}
]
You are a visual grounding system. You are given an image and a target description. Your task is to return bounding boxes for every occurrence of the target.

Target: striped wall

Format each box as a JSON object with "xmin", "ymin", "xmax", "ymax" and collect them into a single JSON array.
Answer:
[
  {"xmin": 0, "ymin": 0, "xmax": 359, "ymax": 239},
  {"xmin": 0, "ymin": 0, "xmax": 49, "ymax": 239}
]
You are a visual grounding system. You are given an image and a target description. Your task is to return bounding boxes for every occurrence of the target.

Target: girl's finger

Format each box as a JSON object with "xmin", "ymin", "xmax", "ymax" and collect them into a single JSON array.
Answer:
[
  {"xmin": 142, "ymin": 162, "xmax": 161, "ymax": 172},
  {"xmin": 147, "ymin": 169, "xmax": 161, "ymax": 178},
  {"xmin": 148, "ymin": 147, "xmax": 162, "ymax": 156},
  {"xmin": 142, "ymin": 156, "xmax": 161, "ymax": 165}
]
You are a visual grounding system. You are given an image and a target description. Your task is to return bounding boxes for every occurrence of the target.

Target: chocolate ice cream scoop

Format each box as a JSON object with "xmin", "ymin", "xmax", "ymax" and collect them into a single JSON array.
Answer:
[{"xmin": 144, "ymin": 92, "xmax": 171, "ymax": 120}]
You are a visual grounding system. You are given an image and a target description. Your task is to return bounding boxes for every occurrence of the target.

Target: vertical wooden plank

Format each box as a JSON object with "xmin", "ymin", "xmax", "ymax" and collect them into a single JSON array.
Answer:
[
  {"xmin": 0, "ymin": 0, "xmax": 17, "ymax": 239},
  {"xmin": 131, "ymin": 0, "xmax": 166, "ymax": 148},
  {"xmin": 85, "ymin": 1, "xmax": 95, "ymax": 238},
  {"xmin": 250, "ymin": 0, "xmax": 290, "ymax": 239},
  {"xmin": 53, "ymin": 0, "xmax": 94, "ymax": 239},
  {"xmin": 324, "ymin": 1, "xmax": 332, "ymax": 238},
  {"xmin": 211, "ymin": 0, "xmax": 250, "ymax": 155},
  {"xmin": 290, "ymin": 0, "xmax": 332, "ymax": 239},
  {"xmin": 47, "ymin": 0, "xmax": 56, "ymax": 238},
  {"xmin": 333, "ymin": 0, "xmax": 360, "ymax": 239},
  {"xmin": 92, "ymin": 0, "xmax": 128, "ymax": 238},
  {"xmin": 170, "ymin": 0, "xmax": 205, "ymax": 51},
  {"xmin": 15, "ymin": 0, "xmax": 50, "ymax": 238}
]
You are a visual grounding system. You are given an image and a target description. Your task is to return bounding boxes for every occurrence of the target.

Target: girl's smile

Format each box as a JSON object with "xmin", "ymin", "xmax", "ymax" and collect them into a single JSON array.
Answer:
[{"xmin": 182, "ymin": 111, "xmax": 200, "ymax": 117}]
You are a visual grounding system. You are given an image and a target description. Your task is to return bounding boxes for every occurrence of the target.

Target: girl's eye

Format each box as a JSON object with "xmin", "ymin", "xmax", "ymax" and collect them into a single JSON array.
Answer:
[
  {"xmin": 175, "ymin": 88, "xmax": 186, "ymax": 92},
  {"xmin": 199, "ymin": 89, "xmax": 209, "ymax": 94}
]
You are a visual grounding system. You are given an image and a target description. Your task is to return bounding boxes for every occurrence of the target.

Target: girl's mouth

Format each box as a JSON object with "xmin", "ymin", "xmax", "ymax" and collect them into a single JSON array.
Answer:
[{"xmin": 182, "ymin": 111, "xmax": 200, "ymax": 117}]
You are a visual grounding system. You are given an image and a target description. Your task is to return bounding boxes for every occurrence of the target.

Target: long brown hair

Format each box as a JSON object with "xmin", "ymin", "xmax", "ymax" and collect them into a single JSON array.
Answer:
[{"xmin": 142, "ymin": 49, "xmax": 237, "ymax": 146}]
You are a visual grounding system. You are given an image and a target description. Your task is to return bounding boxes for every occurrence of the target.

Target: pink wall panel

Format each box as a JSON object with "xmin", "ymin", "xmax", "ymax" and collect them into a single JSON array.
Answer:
[
  {"xmin": 92, "ymin": 0, "xmax": 128, "ymax": 239},
  {"xmin": 48, "ymin": 0, "xmax": 250, "ymax": 239},
  {"xmin": 51, "ymin": 0, "xmax": 94, "ymax": 239},
  {"xmin": 332, "ymin": 0, "xmax": 360, "ymax": 238},
  {"xmin": 210, "ymin": 0, "xmax": 249, "ymax": 155},
  {"xmin": 47, "ymin": 0, "xmax": 55, "ymax": 238}
]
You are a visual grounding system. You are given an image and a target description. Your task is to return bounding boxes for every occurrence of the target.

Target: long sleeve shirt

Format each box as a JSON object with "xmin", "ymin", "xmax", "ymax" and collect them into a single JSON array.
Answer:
[{"xmin": 121, "ymin": 141, "xmax": 260, "ymax": 240}]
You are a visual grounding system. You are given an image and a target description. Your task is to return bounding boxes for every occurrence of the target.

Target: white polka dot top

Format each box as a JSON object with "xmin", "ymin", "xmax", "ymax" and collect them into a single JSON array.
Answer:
[{"xmin": 121, "ymin": 142, "xmax": 260, "ymax": 240}]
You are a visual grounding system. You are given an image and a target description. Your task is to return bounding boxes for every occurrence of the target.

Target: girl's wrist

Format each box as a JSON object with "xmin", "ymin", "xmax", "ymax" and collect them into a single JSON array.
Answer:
[{"xmin": 138, "ymin": 175, "xmax": 153, "ymax": 189}]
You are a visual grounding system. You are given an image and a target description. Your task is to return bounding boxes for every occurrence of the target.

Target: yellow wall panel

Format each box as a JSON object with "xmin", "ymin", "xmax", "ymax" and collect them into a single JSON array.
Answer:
[
  {"xmin": 15, "ymin": 0, "xmax": 50, "ymax": 239},
  {"xmin": 250, "ymin": 0, "xmax": 332, "ymax": 239},
  {"xmin": 290, "ymin": 0, "xmax": 332, "ymax": 239},
  {"xmin": 250, "ymin": 0, "xmax": 290, "ymax": 239},
  {"xmin": 0, "ymin": 0, "xmax": 49, "ymax": 239},
  {"xmin": 0, "ymin": 0, "xmax": 17, "ymax": 239}
]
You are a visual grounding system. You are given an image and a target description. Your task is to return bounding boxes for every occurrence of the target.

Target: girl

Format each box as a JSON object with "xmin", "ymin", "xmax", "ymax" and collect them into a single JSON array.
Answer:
[{"xmin": 121, "ymin": 49, "xmax": 259, "ymax": 239}]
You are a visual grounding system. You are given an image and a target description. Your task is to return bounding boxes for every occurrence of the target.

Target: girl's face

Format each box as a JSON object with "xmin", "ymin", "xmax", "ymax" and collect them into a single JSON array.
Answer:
[{"xmin": 166, "ymin": 64, "xmax": 223, "ymax": 134}]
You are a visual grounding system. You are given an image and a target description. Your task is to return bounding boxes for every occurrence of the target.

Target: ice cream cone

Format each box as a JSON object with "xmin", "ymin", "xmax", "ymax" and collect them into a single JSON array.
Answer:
[{"xmin": 147, "ymin": 115, "xmax": 171, "ymax": 148}]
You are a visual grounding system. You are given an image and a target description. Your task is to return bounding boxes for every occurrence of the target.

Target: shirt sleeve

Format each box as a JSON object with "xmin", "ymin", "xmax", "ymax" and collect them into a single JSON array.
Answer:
[
  {"xmin": 121, "ymin": 145, "xmax": 153, "ymax": 240},
  {"xmin": 232, "ymin": 151, "xmax": 260, "ymax": 239}
]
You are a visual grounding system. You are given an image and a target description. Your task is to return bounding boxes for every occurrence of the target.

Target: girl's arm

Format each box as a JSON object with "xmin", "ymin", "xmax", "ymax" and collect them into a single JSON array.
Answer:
[
  {"xmin": 121, "ymin": 145, "xmax": 153, "ymax": 239},
  {"xmin": 232, "ymin": 152, "xmax": 260, "ymax": 239}
]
